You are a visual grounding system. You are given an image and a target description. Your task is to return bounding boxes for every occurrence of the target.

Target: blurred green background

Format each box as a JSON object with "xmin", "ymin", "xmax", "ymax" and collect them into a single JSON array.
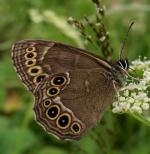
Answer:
[{"xmin": 0, "ymin": 0, "xmax": 150, "ymax": 154}]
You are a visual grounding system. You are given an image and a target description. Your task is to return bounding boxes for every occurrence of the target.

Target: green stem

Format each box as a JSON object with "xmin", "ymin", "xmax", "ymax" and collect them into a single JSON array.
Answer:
[{"xmin": 128, "ymin": 112, "xmax": 150, "ymax": 127}]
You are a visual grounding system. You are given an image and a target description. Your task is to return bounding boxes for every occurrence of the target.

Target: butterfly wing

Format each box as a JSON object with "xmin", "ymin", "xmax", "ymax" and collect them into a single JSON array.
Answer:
[
  {"xmin": 12, "ymin": 40, "xmax": 112, "ymax": 93},
  {"xmin": 33, "ymin": 68, "xmax": 115, "ymax": 140}
]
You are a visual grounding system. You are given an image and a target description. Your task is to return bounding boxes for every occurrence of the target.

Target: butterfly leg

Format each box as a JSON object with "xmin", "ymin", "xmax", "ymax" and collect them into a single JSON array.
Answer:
[{"xmin": 112, "ymin": 80, "xmax": 120, "ymax": 104}]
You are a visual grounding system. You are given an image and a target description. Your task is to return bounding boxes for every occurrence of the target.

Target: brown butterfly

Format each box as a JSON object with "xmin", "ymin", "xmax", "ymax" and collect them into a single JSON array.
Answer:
[{"xmin": 11, "ymin": 38, "xmax": 130, "ymax": 140}]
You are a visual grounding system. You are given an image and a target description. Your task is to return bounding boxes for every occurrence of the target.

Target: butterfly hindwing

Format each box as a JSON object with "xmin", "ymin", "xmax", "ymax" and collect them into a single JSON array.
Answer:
[{"xmin": 33, "ymin": 68, "xmax": 115, "ymax": 140}]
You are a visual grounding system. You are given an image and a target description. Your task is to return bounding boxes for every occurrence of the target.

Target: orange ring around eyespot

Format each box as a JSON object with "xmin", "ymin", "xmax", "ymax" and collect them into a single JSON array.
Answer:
[
  {"xmin": 56, "ymin": 113, "xmax": 71, "ymax": 129},
  {"xmin": 46, "ymin": 105, "xmax": 60, "ymax": 120}
]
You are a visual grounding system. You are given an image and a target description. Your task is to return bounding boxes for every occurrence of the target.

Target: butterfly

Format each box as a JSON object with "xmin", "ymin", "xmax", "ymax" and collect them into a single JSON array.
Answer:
[{"xmin": 11, "ymin": 38, "xmax": 130, "ymax": 140}]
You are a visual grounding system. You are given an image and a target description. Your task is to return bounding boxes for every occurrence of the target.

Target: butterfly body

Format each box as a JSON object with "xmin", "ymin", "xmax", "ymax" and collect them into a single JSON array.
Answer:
[{"xmin": 12, "ymin": 40, "xmax": 128, "ymax": 140}]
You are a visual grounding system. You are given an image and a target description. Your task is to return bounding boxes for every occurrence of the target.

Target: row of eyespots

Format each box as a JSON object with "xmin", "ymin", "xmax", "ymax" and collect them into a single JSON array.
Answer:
[
  {"xmin": 24, "ymin": 46, "xmax": 48, "ymax": 84},
  {"xmin": 44, "ymin": 76, "xmax": 81, "ymax": 133},
  {"xmin": 46, "ymin": 76, "xmax": 67, "ymax": 97},
  {"xmin": 43, "ymin": 98, "xmax": 81, "ymax": 134}
]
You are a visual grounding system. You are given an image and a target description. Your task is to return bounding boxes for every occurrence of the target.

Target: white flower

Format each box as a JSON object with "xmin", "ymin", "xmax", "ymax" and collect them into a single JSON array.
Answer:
[
  {"xmin": 144, "ymin": 97, "xmax": 150, "ymax": 103},
  {"xmin": 134, "ymin": 102, "xmax": 141, "ymax": 107},
  {"xmin": 119, "ymin": 97, "xmax": 126, "ymax": 102},
  {"xmin": 138, "ymin": 81, "xmax": 147, "ymax": 90},
  {"xmin": 131, "ymin": 92, "xmax": 137, "ymax": 98},
  {"xmin": 136, "ymin": 92, "xmax": 147, "ymax": 101},
  {"xmin": 127, "ymin": 83, "xmax": 137, "ymax": 90},
  {"xmin": 142, "ymin": 103, "xmax": 149, "ymax": 110},
  {"xmin": 123, "ymin": 90, "xmax": 129, "ymax": 97},
  {"xmin": 131, "ymin": 58, "xmax": 150, "ymax": 70},
  {"xmin": 112, "ymin": 58, "xmax": 150, "ymax": 115},
  {"xmin": 112, "ymin": 106, "xmax": 122, "ymax": 113},
  {"xmin": 143, "ymin": 77, "xmax": 150, "ymax": 83},
  {"xmin": 129, "ymin": 106, "xmax": 142, "ymax": 114},
  {"xmin": 143, "ymin": 69, "xmax": 150, "ymax": 83},
  {"xmin": 112, "ymin": 101, "xmax": 118, "ymax": 107},
  {"xmin": 118, "ymin": 102, "xmax": 130, "ymax": 111},
  {"xmin": 128, "ymin": 97, "xmax": 134, "ymax": 104}
]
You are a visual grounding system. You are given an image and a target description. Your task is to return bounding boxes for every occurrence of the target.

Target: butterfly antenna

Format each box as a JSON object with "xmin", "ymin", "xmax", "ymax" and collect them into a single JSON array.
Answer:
[{"xmin": 119, "ymin": 22, "xmax": 134, "ymax": 60}]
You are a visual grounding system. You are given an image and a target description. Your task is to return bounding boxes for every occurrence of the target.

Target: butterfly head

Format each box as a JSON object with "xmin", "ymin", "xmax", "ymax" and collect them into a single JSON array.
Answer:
[
  {"xmin": 111, "ymin": 58, "xmax": 129, "ymax": 89},
  {"xmin": 117, "ymin": 58, "xmax": 129, "ymax": 70}
]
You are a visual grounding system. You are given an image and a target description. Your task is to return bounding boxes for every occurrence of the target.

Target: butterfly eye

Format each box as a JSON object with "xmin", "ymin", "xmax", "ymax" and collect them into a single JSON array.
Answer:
[
  {"xmin": 33, "ymin": 73, "xmax": 48, "ymax": 84},
  {"xmin": 24, "ymin": 52, "xmax": 37, "ymax": 60},
  {"xmin": 51, "ymin": 76, "xmax": 67, "ymax": 86},
  {"xmin": 26, "ymin": 46, "xmax": 36, "ymax": 52},
  {"xmin": 25, "ymin": 59, "xmax": 36, "ymax": 67},
  {"xmin": 46, "ymin": 87, "xmax": 60, "ymax": 97},
  {"xmin": 56, "ymin": 113, "xmax": 71, "ymax": 129},
  {"xmin": 46, "ymin": 105, "xmax": 60, "ymax": 120},
  {"xmin": 27, "ymin": 66, "xmax": 43, "ymax": 76},
  {"xmin": 71, "ymin": 122, "xmax": 81, "ymax": 134},
  {"xmin": 44, "ymin": 99, "xmax": 51, "ymax": 107}
]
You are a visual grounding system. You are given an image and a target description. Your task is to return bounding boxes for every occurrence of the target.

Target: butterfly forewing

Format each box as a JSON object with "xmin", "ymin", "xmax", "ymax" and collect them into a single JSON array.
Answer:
[
  {"xmin": 12, "ymin": 40, "xmax": 113, "ymax": 93},
  {"xmin": 12, "ymin": 40, "xmax": 55, "ymax": 92}
]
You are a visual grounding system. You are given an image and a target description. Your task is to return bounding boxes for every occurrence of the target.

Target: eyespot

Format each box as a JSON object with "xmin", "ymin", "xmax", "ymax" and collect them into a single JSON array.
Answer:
[
  {"xmin": 27, "ymin": 66, "xmax": 42, "ymax": 76},
  {"xmin": 46, "ymin": 105, "xmax": 60, "ymax": 120},
  {"xmin": 26, "ymin": 46, "xmax": 36, "ymax": 52},
  {"xmin": 71, "ymin": 122, "xmax": 81, "ymax": 134},
  {"xmin": 33, "ymin": 73, "xmax": 48, "ymax": 84},
  {"xmin": 46, "ymin": 87, "xmax": 60, "ymax": 97},
  {"xmin": 44, "ymin": 99, "xmax": 51, "ymax": 107},
  {"xmin": 24, "ymin": 52, "xmax": 37, "ymax": 60},
  {"xmin": 56, "ymin": 113, "xmax": 71, "ymax": 129},
  {"xmin": 25, "ymin": 59, "xmax": 36, "ymax": 67},
  {"xmin": 51, "ymin": 76, "xmax": 67, "ymax": 86}
]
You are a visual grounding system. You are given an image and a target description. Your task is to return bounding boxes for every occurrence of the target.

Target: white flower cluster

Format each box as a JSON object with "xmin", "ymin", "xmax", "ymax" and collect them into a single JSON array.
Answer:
[{"xmin": 112, "ymin": 58, "xmax": 150, "ymax": 114}]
